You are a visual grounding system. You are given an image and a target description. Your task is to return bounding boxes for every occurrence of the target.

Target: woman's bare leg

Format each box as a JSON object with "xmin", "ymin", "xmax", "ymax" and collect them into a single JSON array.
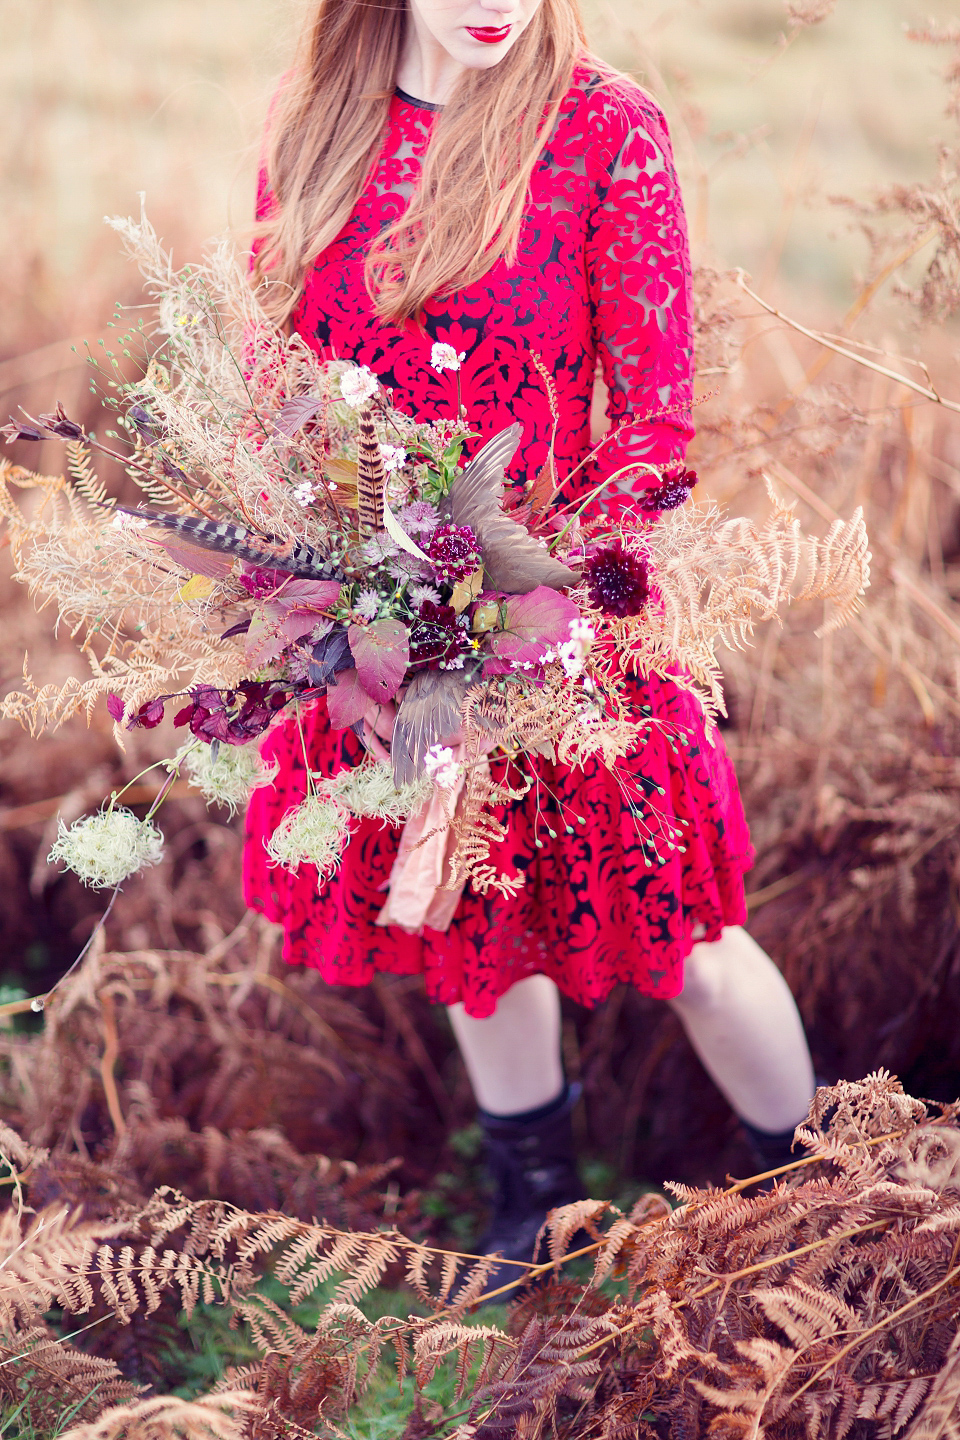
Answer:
[
  {"xmin": 447, "ymin": 973, "xmax": 565, "ymax": 1116},
  {"xmin": 668, "ymin": 925, "xmax": 815, "ymax": 1133}
]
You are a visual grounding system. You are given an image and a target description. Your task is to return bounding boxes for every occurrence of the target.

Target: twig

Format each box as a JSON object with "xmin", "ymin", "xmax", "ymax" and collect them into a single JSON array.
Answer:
[
  {"xmin": 98, "ymin": 991, "xmax": 126, "ymax": 1136},
  {"xmin": 737, "ymin": 274, "xmax": 960, "ymax": 414}
]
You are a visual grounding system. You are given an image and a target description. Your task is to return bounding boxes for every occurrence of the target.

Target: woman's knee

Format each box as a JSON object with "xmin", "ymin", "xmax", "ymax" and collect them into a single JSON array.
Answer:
[{"xmin": 671, "ymin": 930, "xmax": 734, "ymax": 1014}]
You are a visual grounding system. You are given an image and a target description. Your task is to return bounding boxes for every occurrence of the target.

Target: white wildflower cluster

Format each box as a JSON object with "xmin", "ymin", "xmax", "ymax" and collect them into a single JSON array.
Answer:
[
  {"xmin": 557, "ymin": 617, "xmax": 596, "ymax": 679},
  {"xmin": 380, "ymin": 443, "xmax": 407, "ymax": 473},
  {"xmin": 424, "ymin": 744, "xmax": 463, "ymax": 789},
  {"xmin": 292, "ymin": 481, "xmax": 316, "ymax": 507},
  {"xmin": 266, "ymin": 795, "xmax": 352, "ymax": 883},
  {"xmin": 322, "ymin": 761, "xmax": 432, "ymax": 825},
  {"xmin": 174, "ymin": 742, "xmax": 279, "ymax": 818},
  {"xmin": 48, "ymin": 807, "xmax": 164, "ymax": 889},
  {"xmin": 430, "ymin": 342, "xmax": 466, "ymax": 373},
  {"xmin": 339, "ymin": 365, "xmax": 378, "ymax": 408}
]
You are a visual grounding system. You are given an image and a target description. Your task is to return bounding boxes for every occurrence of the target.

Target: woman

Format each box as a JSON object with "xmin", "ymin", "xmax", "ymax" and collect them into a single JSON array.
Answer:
[{"xmin": 243, "ymin": 0, "xmax": 816, "ymax": 1266}]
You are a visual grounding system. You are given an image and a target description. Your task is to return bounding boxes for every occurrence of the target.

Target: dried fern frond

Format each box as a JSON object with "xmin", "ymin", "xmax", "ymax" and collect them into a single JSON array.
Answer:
[{"xmin": 58, "ymin": 1392, "xmax": 259, "ymax": 1440}]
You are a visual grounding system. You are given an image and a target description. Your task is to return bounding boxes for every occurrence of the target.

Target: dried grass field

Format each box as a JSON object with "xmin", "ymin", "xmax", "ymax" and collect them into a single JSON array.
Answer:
[{"xmin": 2, "ymin": 2, "xmax": 960, "ymax": 1436}]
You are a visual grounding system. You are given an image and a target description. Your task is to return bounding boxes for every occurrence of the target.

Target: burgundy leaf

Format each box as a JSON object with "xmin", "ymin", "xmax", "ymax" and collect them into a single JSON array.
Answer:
[
  {"xmin": 270, "ymin": 579, "xmax": 341, "ymax": 606},
  {"xmin": 135, "ymin": 698, "xmax": 166, "ymax": 729},
  {"xmin": 106, "ymin": 694, "xmax": 126, "ymax": 723},
  {"xmin": 220, "ymin": 616, "xmax": 252, "ymax": 639},
  {"xmin": 349, "ymin": 619, "xmax": 410, "ymax": 703},
  {"xmin": 157, "ymin": 538, "xmax": 236, "ymax": 580},
  {"xmin": 484, "ymin": 586, "xmax": 580, "ymax": 671},
  {"xmin": 326, "ymin": 667, "xmax": 371, "ymax": 729},
  {"xmin": 244, "ymin": 618, "xmax": 287, "ymax": 669},
  {"xmin": 307, "ymin": 628, "xmax": 352, "ymax": 687}
]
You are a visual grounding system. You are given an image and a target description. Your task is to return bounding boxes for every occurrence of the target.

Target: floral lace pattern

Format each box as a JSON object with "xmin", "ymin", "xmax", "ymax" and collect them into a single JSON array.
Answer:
[{"xmin": 243, "ymin": 67, "xmax": 754, "ymax": 1016}]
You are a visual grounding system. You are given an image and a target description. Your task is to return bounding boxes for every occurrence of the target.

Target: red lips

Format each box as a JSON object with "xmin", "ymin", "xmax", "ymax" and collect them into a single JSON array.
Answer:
[{"xmin": 466, "ymin": 24, "xmax": 512, "ymax": 42}]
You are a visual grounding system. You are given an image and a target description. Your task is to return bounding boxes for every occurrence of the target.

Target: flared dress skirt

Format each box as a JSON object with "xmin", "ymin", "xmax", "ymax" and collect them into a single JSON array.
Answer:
[{"xmin": 242, "ymin": 672, "xmax": 754, "ymax": 1018}]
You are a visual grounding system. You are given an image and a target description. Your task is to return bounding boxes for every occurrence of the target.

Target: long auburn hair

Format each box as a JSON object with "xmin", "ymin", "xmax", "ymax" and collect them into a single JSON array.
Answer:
[{"xmin": 253, "ymin": 0, "xmax": 587, "ymax": 323}]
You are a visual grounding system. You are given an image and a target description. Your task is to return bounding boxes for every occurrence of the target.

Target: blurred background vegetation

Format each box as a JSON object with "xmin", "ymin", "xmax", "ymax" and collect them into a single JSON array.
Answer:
[
  {"xmin": 1, "ymin": 0, "xmax": 960, "ymax": 1199},
  {"xmin": 2, "ymin": 4, "xmax": 960, "ymax": 1426}
]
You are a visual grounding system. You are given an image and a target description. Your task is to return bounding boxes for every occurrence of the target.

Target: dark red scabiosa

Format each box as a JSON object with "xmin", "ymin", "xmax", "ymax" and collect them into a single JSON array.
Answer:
[
  {"xmin": 641, "ymin": 464, "xmax": 698, "ymax": 513},
  {"xmin": 410, "ymin": 600, "xmax": 473, "ymax": 671},
  {"xmin": 586, "ymin": 540, "xmax": 650, "ymax": 618},
  {"xmin": 427, "ymin": 523, "xmax": 482, "ymax": 582}
]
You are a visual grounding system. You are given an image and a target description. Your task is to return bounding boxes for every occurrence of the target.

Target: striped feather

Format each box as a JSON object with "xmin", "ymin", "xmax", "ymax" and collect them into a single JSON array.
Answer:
[
  {"xmin": 120, "ymin": 508, "xmax": 341, "ymax": 581},
  {"xmin": 356, "ymin": 409, "xmax": 385, "ymax": 538}
]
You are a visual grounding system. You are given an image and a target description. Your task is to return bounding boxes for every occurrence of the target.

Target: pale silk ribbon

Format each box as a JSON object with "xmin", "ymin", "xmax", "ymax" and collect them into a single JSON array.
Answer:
[{"xmin": 375, "ymin": 744, "xmax": 475, "ymax": 934}]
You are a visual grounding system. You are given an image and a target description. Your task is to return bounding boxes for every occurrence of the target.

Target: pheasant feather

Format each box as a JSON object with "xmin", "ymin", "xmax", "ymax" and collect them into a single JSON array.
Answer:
[
  {"xmin": 356, "ymin": 409, "xmax": 385, "ymax": 539},
  {"xmin": 119, "ymin": 508, "xmax": 342, "ymax": 581}
]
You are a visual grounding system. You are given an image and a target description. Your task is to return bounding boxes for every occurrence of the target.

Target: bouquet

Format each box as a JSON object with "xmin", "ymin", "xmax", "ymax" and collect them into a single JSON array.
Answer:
[{"xmin": 0, "ymin": 210, "xmax": 871, "ymax": 935}]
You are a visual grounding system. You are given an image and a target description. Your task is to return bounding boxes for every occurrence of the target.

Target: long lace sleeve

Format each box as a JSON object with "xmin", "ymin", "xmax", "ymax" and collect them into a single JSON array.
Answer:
[{"xmin": 583, "ymin": 87, "xmax": 695, "ymax": 522}]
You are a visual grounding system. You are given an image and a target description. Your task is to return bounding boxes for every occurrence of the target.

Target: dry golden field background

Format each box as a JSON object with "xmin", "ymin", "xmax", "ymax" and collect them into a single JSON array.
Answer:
[
  {"xmin": 4, "ymin": 6, "xmax": 960, "ymax": 1433},
  {"xmin": 1, "ymin": 0, "xmax": 960, "ymax": 1191}
]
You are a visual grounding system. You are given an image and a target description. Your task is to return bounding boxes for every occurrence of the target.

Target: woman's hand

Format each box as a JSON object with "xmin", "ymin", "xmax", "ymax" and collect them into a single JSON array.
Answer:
[{"xmin": 361, "ymin": 700, "xmax": 397, "ymax": 765}]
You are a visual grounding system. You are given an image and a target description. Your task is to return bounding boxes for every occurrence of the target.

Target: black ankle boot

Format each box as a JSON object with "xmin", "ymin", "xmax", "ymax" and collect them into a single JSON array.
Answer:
[
  {"xmin": 741, "ymin": 1118, "xmax": 801, "ymax": 1182},
  {"xmin": 473, "ymin": 1083, "xmax": 585, "ymax": 1298}
]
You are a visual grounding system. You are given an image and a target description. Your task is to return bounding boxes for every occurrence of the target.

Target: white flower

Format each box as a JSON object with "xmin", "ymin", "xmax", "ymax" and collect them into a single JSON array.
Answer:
[
  {"xmin": 48, "ymin": 806, "xmax": 164, "ymax": 889},
  {"xmin": 172, "ymin": 742, "xmax": 278, "ymax": 819},
  {"xmin": 557, "ymin": 639, "xmax": 585, "ymax": 679},
  {"xmin": 354, "ymin": 588, "xmax": 381, "ymax": 620},
  {"xmin": 380, "ymin": 443, "xmax": 407, "ymax": 473},
  {"xmin": 362, "ymin": 535, "xmax": 400, "ymax": 565},
  {"xmin": 424, "ymin": 744, "xmax": 463, "ymax": 789},
  {"xmin": 430, "ymin": 342, "xmax": 466, "ymax": 373},
  {"xmin": 339, "ymin": 365, "xmax": 378, "ymax": 408},
  {"xmin": 558, "ymin": 616, "xmax": 595, "ymax": 678},
  {"xmin": 322, "ymin": 761, "xmax": 432, "ymax": 825},
  {"xmin": 292, "ymin": 481, "xmax": 316, "ymax": 507},
  {"xmin": 110, "ymin": 512, "xmax": 148, "ymax": 530},
  {"xmin": 266, "ymin": 795, "xmax": 352, "ymax": 883},
  {"xmin": 408, "ymin": 582, "xmax": 441, "ymax": 608}
]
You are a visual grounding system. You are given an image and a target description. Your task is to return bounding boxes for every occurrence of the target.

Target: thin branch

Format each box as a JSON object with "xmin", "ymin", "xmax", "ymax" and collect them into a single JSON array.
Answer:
[{"xmin": 737, "ymin": 273, "xmax": 960, "ymax": 414}]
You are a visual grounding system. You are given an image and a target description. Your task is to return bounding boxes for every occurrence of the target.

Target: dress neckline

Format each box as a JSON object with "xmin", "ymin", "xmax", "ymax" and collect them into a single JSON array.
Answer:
[{"xmin": 394, "ymin": 86, "xmax": 443, "ymax": 113}]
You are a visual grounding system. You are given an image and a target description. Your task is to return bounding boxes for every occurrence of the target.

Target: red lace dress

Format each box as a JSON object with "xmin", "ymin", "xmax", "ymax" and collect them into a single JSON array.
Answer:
[{"xmin": 243, "ymin": 65, "xmax": 754, "ymax": 1017}]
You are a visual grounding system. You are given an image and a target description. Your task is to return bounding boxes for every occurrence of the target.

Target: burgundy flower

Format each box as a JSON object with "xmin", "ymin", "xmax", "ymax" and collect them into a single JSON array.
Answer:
[
  {"xmin": 1, "ymin": 421, "xmax": 43, "ymax": 444},
  {"xmin": 107, "ymin": 694, "xmax": 166, "ymax": 729},
  {"xmin": 586, "ymin": 541, "xmax": 650, "ymax": 618},
  {"xmin": 641, "ymin": 465, "xmax": 698, "ymax": 513},
  {"xmin": 427, "ymin": 523, "xmax": 482, "ymax": 583},
  {"xmin": 239, "ymin": 567, "xmax": 286, "ymax": 599},
  {"xmin": 173, "ymin": 681, "xmax": 287, "ymax": 745},
  {"xmin": 37, "ymin": 403, "xmax": 84, "ymax": 440},
  {"xmin": 410, "ymin": 600, "xmax": 473, "ymax": 670}
]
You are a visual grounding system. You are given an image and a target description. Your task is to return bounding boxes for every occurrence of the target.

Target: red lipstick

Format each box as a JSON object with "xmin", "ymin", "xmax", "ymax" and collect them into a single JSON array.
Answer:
[{"xmin": 466, "ymin": 24, "xmax": 512, "ymax": 42}]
